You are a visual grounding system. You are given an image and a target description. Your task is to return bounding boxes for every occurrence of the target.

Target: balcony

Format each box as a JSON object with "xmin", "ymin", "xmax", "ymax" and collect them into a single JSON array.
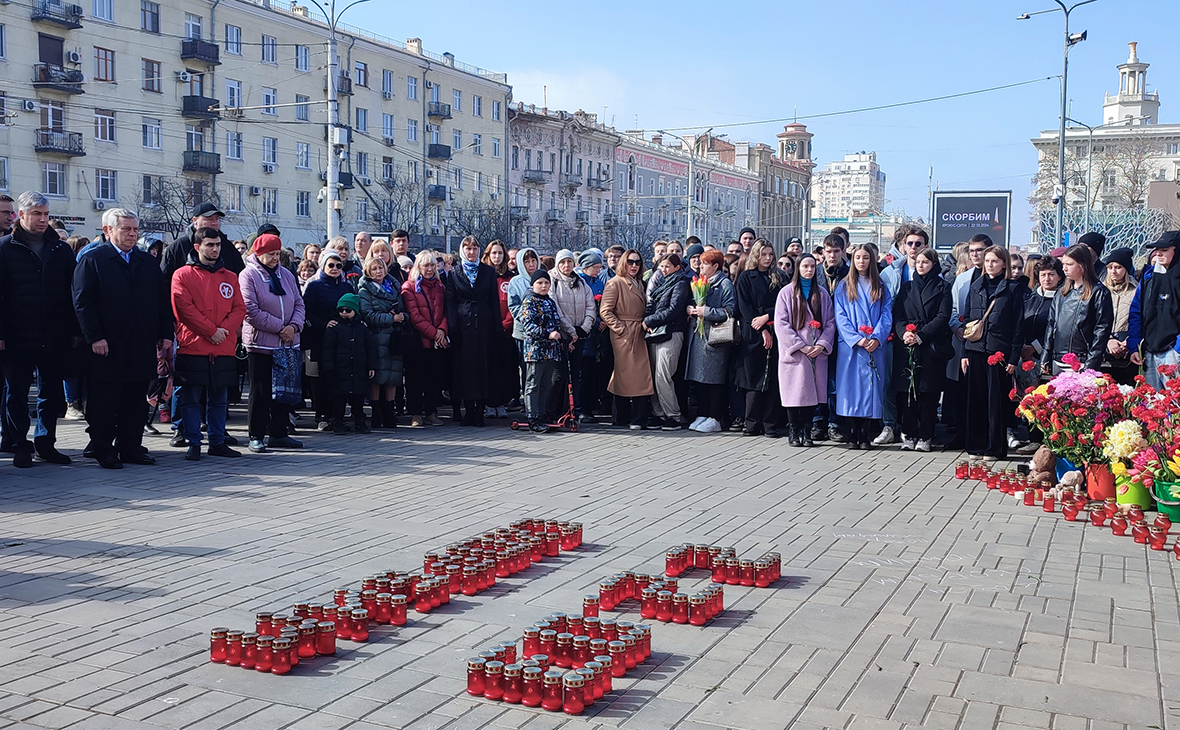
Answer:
[
  {"xmin": 546, "ymin": 210, "xmax": 564, "ymax": 224},
  {"xmin": 560, "ymin": 173, "xmax": 582, "ymax": 190},
  {"xmin": 35, "ymin": 128, "xmax": 85, "ymax": 156},
  {"xmin": 602, "ymin": 214, "xmax": 617, "ymax": 227},
  {"xmin": 181, "ymin": 39, "xmax": 221, "ymax": 65},
  {"xmin": 181, "ymin": 95, "xmax": 220, "ymax": 119},
  {"xmin": 522, "ymin": 169, "xmax": 548, "ymax": 185},
  {"xmin": 510, "ymin": 206, "xmax": 529, "ymax": 221},
  {"xmin": 427, "ymin": 185, "xmax": 448, "ymax": 201},
  {"xmin": 325, "ymin": 74, "xmax": 352, "ymax": 95},
  {"xmin": 427, "ymin": 102, "xmax": 452, "ymax": 119},
  {"xmin": 575, "ymin": 211, "xmax": 590, "ymax": 226},
  {"xmin": 586, "ymin": 176, "xmax": 609, "ymax": 191},
  {"xmin": 33, "ymin": 63, "xmax": 85, "ymax": 94},
  {"xmin": 182, "ymin": 150, "xmax": 221, "ymax": 174},
  {"xmin": 31, "ymin": 1, "xmax": 83, "ymax": 29},
  {"xmin": 427, "ymin": 143, "xmax": 451, "ymax": 160}
]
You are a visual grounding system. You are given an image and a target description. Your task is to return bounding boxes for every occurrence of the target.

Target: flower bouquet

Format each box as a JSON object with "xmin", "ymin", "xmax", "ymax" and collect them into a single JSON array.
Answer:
[
  {"xmin": 904, "ymin": 323, "xmax": 919, "ymax": 401},
  {"xmin": 690, "ymin": 275, "xmax": 709, "ymax": 336},
  {"xmin": 808, "ymin": 320, "xmax": 823, "ymax": 376},
  {"xmin": 1114, "ymin": 365, "xmax": 1180, "ymax": 510},
  {"xmin": 859, "ymin": 325, "xmax": 880, "ymax": 383}
]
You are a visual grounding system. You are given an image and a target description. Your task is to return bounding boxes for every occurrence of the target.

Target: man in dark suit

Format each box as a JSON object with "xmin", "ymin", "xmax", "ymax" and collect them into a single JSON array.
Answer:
[{"xmin": 73, "ymin": 208, "xmax": 174, "ymax": 469}]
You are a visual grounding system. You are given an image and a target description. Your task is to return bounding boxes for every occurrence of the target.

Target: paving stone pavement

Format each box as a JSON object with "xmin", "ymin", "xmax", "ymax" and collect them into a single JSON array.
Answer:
[{"xmin": 0, "ymin": 413, "xmax": 1174, "ymax": 730}]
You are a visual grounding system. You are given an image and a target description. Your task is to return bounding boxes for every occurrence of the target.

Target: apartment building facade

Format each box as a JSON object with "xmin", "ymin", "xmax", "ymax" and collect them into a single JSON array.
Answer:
[
  {"xmin": 0, "ymin": 0, "xmax": 510, "ymax": 245},
  {"xmin": 811, "ymin": 151, "xmax": 887, "ymax": 220}
]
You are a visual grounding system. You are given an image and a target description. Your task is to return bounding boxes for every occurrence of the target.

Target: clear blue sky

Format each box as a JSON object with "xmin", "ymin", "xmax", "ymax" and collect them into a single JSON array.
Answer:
[{"xmin": 352, "ymin": 0, "xmax": 1177, "ymax": 243}]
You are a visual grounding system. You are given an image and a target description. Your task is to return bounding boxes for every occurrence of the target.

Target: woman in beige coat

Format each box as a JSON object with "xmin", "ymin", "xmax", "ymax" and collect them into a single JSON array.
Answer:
[{"xmin": 600, "ymin": 248, "xmax": 655, "ymax": 429}]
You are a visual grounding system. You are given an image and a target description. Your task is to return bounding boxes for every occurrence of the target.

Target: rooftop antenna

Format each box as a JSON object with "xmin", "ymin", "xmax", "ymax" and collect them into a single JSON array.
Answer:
[
  {"xmin": 793, "ymin": 105, "xmax": 797, "ymax": 123},
  {"xmin": 543, "ymin": 85, "xmax": 547, "ymax": 108}
]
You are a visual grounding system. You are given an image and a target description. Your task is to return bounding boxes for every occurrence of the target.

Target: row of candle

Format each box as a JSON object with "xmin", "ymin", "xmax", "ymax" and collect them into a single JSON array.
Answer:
[
  {"xmin": 664, "ymin": 544, "xmax": 781, "ymax": 587},
  {"xmin": 1086, "ymin": 502, "xmax": 1173, "ymax": 550},
  {"xmin": 465, "ymin": 612, "xmax": 653, "ymax": 714},
  {"xmin": 209, "ymin": 619, "xmax": 340, "ymax": 675}
]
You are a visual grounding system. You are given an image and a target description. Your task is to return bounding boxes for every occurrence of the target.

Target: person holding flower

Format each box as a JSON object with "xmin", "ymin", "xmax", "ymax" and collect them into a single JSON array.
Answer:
[
  {"xmin": 774, "ymin": 254, "xmax": 835, "ymax": 446},
  {"xmin": 685, "ymin": 249, "xmax": 737, "ymax": 433},
  {"xmin": 891, "ymin": 248, "xmax": 951, "ymax": 452},
  {"xmin": 735, "ymin": 239, "xmax": 790, "ymax": 437},
  {"xmin": 1040, "ymin": 244, "xmax": 1113, "ymax": 375},
  {"xmin": 962, "ymin": 245, "xmax": 1024, "ymax": 460},
  {"xmin": 644, "ymin": 253, "xmax": 691, "ymax": 430},
  {"xmin": 834, "ymin": 243, "xmax": 892, "ymax": 449}
]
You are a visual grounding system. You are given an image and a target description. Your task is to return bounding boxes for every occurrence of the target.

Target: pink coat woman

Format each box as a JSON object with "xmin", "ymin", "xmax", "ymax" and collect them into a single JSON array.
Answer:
[{"xmin": 774, "ymin": 280, "xmax": 835, "ymax": 407}]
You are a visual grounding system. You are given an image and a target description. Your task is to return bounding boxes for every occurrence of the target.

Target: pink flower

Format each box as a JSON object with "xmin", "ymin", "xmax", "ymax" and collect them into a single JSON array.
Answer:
[{"xmin": 1062, "ymin": 352, "xmax": 1081, "ymax": 371}]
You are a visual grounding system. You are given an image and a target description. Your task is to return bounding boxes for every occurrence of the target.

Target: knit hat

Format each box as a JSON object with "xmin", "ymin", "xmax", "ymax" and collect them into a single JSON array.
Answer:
[
  {"xmin": 253, "ymin": 233, "xmax": 282, "ymax": 255},
  {"xmin": 256, "ymin": 223, "xmax": 281, "ymax": 238},
  {"xmin": 555, "ymin": 249, "xmax": 575, "ymax": 265},
  {"xmin": 577, "ymin": 250, "xmax": 603, "ymax": 268},
  {"xmin": 530, "ymin": 269, "xmax": 551, "ymax": 284},
  {"xmin": 1147, "ymin": 231, "xmax": 1180, "ymax": 249},
  {"xmin": 739, "ymin": 227, "xmax": 757, "ymax": 240},
  {"xmin": 1104, "ymin": 247, "xmax": 1134, "ymax": 277},
  {"xmin": 336, "ymin": 293, "xmax": 360, "ymax": 312},
  {"xmin": 1078, "ymin": 231, "xmax": 1107, "ymax": 256},
  {"xmin": 685, "ymin": 244, "xmax": 705, "ymax": 260}
]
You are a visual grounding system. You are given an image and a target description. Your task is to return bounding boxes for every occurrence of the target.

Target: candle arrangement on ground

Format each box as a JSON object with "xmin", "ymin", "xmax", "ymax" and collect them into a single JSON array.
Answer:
[
  {"xmin": 661, "ymin": 543, "xmax": 780, "ymax": 587},
  {"xmin": 594, "ymin": 572, "xmax": 727, "ymax": 625},
  {"xmin": 208, "ymin": 518, "xmax": 584, "ymax": 672},
  {"xmin": 464, "ymin": 610, "xmax": 652, "ymax": 714}
]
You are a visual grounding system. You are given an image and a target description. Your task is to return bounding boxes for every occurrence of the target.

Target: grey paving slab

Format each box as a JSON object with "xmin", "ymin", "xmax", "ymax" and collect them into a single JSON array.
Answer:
[{"xmin": 0, "ymin": 414, "xmax": 1173, "ymax": 729}]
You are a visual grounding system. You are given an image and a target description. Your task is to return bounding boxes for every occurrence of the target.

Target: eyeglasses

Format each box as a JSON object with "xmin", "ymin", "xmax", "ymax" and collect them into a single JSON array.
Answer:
[
  {"xmin": 626, "ymin": 259, "xmax": 642, "ymax": 265},
  {"xmin": 338, "ymin": 308, "xmax": 354, "ymax": 314},
  {"xmin": 326, "ymin": 263, "xmax": 342, "ymax": 269}
]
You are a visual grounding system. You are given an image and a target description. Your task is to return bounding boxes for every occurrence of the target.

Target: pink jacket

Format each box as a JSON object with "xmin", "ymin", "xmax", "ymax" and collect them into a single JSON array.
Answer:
[{"xmin": 239, "ymin": 253, "xmax": 305, "ymax": 352}]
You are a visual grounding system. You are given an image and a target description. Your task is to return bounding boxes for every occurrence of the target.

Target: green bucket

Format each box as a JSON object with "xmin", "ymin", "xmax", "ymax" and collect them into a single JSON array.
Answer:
[
  {"xmin": 1151, "ymin": 479, "xmax": 1180, "ymax": 520},
  {"xmin": 1116, "ymin": 475, "xmax": 1154, "ymax": 509}
]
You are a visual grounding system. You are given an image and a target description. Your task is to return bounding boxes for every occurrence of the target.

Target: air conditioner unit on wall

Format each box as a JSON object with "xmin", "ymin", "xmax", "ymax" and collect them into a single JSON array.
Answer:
[
  {"xmin": 249, "ymin": 186, "xmax": 262, "ymax": 196},
  {"xmin": 21, "ymin": 100, "xmax": 37, "ymax": 112},
  {"xmin": 66, "ymin": 51, "xmax": 83, "ymax": 64},
  {"xmin": 93, "ymin": 200, "xmax": 106, "ymax": 210},
  {"xmin": 263, "ymin": 163, "xmax": 275, "ymax": 174},
  {"xmin": 176, "ymin": 71, "xmax": 191, "ymax": 83}
]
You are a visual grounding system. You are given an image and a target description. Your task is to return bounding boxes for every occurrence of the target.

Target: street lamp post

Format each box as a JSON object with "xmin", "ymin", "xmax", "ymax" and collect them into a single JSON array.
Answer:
[
  {"xmin": 305, "ymin": 0, "xmax": 372, "ymax": 241},
  {"xmin": 1018, "ymin": 0, "xmax": 1097, "ymax": 249},
  {"xmin": 659, "ymin": 128, "xmax": 712, "ymax": 241}
]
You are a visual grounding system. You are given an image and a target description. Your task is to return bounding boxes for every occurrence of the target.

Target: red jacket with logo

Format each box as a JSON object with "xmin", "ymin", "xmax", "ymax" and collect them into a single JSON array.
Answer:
[{"xmin": 171, "ymin": 257, "xmax": 247, "ymax": 358}]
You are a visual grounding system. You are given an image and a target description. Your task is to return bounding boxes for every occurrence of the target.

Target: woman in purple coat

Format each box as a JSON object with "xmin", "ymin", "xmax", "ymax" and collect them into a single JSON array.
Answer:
[{"xmin": 774, "ymin": 254, "xmax": 835, "ymax": 446}]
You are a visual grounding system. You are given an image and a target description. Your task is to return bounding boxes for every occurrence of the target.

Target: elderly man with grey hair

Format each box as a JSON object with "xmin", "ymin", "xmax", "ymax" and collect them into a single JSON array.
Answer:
[
  {"xmin": 0, "ymin": 191, "xmax": 79, "ymax": 468},
  {"xmin": 73, "ymin": 208, "xmax": 173, "ymax": 469}
]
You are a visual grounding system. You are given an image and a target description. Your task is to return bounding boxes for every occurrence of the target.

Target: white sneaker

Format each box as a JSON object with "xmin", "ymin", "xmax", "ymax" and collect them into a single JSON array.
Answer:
[
  {"xmin": 900, "ymin": 438, "xmax": 916, "ymax": 451},
  {"xmin": 690, "ymin": 416, "xmax": 707, "ymax": 431},
  {"xmin": 915, "ymin": 439, "xmax": 932, "ymax": 452},
  {"xmin": 65, "ymin": 404, "xmax": 85, "ymax": 420},
  {"xmin": 697, "ymin": 417, "xmax": 722, "ymax": 433},
  {"xmin": 1007, "ymin": 434, "xmax": 1024, "ymax": 449},
  {"xmin": 872, "ymin": 426, "xmax": 896, "ymax": 446}
]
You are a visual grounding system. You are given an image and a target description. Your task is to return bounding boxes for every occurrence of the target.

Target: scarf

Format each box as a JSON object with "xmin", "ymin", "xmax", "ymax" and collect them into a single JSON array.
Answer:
[
  {"xmin": 381, "ymin": 277, "xmax": 394, "ymax": 294},
  {"xmin": 462, "ymin": 259, "xmax": 479, "ymax": 284},
  {"xmin": 261, "ymin": 262, "xmax": 286, "ymax": 296},
  {"xmin": 650, "ymin": 269, "xmax": 685, "ymax": 303},
  {"xmin": 800, "ymin": 277, "xmax": 812, "ymax": 301}
]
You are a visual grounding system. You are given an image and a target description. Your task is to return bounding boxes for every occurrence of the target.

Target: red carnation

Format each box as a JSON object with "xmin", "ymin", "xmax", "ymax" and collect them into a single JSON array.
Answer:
[
  {"xmin": 1160, "ymin": 363, "xmax": 1179, "ymax": 379},
  {"xmin": 987, "ymin": 351, "xmax": 1005, "ymax": 366},
  {"xmin": 905, "ymin": 323, "xmax": 918, "ymax": 333},
  {"xmin": 858, "ymin": 325, "xmax": 874, "ymax": 336},
  {"xmin": 1021, "ymin": 360, "xmax": 1036, "ymax": 371},
  {"xmin": 1008, "ymin": 387, "xmax": 1018, "ymax": 401},
  {"xmin": 594, "ymin": 294, "xmax": 602, "ymax": 302},
  {"xmin": 1062, "ymin": 352, "xmax": 1081, "ymax": 371},
  {"xmin": 808, "ymin": 320, "xmax": 822, "ymax": 329}
]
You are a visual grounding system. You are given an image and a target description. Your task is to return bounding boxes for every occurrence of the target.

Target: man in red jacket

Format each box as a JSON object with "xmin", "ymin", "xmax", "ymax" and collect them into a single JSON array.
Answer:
[{"xmin": 171, "ymin": 227, "xmax": 246, "ymax": 460}]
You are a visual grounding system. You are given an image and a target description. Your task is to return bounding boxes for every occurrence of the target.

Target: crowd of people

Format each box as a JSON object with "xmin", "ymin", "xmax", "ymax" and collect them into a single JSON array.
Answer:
[{"xmin": 1, "ymin": 188, "xmax": 1179, "ymax": 468}]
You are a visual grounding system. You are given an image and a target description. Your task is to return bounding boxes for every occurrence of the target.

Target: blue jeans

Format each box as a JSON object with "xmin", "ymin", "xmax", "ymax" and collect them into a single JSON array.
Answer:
[
  {"xmin": 1144, "ymin": 349, "xmax": 1180, "ymax": 390},
  {"xmin": 64, "ymin": 376, "xmax": 85, "ymax": 404},
  {"xmin": 179, "ymin": 384, "xmax": 228, "ymax": 446},
  {"xmin": 1, "ymin": 350, "xmax": 64, "ymax": 449}
]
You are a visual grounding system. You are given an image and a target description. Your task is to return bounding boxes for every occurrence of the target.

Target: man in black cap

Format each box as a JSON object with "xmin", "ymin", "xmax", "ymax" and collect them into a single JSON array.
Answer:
[
  {"xmin": 161, "ymin": 202, "xmax": 245, "ymax": 282},
  {"xmin": 1078, "ymin": 231, "xmax": 1107, "ymax": 281},
  {"xmin": 786, "ymin": 237, "xmax": 803, "ymax": 258},
  {"xmin": 738, "ymin": 227, "xmax": 756, "ymax": 253},
  {"xmin": 1129, "ymin": 231, "xmax": 1180, "ymax": 388}
]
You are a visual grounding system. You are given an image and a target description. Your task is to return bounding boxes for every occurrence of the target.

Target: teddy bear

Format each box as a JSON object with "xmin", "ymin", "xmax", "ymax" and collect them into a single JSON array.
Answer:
[{"xmin": 1028, "ymin": 445, "xmax": 1058, "ymax": 487}]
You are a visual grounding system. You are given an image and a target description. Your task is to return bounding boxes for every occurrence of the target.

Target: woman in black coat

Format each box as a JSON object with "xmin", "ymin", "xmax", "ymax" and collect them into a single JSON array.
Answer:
[
  {"xmin": 444, "ymin": 236, "xmax": 504, "ymax": 426},
  {"xmin": 734, "ymin": 240, "xmax": 790, "ymax": 437},
  {"xmin": 891, "ymin": 249, "xmax": 951, "ymax": 452},
  {"xmin": 301, "ymin": 251, "xmax": 355, "ymax": 427},
  {"xmin": 643, "ymin": 252, "xmax": 691, "ymax": 429},
  {"xmin": 961, "ymin": 246, "xmax": 1024, "ymax": 459},
  {"xmin": 1040, "ymin": 244, "xmax": 1113, "ymax": 374}
]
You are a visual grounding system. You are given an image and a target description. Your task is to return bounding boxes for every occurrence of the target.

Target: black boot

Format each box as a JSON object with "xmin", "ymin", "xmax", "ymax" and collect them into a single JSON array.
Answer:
[{"xmin": 383, "ymin": 401, "xmax": 397, "ymax": 429}]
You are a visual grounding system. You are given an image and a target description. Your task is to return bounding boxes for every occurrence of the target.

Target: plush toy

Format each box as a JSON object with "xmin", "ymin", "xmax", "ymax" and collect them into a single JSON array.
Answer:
[
  {"xmin": 1028, "ymin": 446, "xmax": 1058, "ymax": 487},
  {"xmin": 1059, "ymin": 470, "xmax": 1084, "ymax": 491}
]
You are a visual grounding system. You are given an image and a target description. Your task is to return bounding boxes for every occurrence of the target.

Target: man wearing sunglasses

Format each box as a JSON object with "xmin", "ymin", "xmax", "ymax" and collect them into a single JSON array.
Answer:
[{"xmin": 876, "ymin": 227, "xmax": 931, "ymax": 446}]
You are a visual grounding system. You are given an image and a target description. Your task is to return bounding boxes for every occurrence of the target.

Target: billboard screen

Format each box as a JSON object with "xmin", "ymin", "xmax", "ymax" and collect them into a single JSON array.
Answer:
[{"xmin": 931, "ymin": 191, "xmax": 1011, "ymax": 251}]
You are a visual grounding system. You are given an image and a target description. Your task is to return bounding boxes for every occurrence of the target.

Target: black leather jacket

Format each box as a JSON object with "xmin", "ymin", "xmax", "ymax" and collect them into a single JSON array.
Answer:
[{"xmin": 1041, "ymin": 282, "xmax": 1114, "ymax": 371}]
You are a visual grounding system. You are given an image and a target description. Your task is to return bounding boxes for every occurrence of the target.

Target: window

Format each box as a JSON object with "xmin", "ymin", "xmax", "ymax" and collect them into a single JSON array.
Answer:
[
  {"xmin": 492, "ymin": 137, "xmax": 501, "ymax": 159},
  {"xmin": 453, "ymin": 167, "xmax": 463, "ymax": 190},
  {"xmin": 382, "ymin": 69, "xmax": 393, "ymax": 97},
  {"xmin": 428, "ymin": 82, "xmax": 439, "ymax": 104},
  {"xmin": 184, "ymin": 13, "xmax": 202, "ymax": 40},
  {"xmin": 407, "ymin": 119, "xmax": 418, "ymax": 142},
  {"xmin": 224, "ymin": 184, "xmax": 241, "ymax": 212},
  {"xmin": 452, "ymin": 89, "xmax": 462, "ymax": 112},
  {"xmin": 475, "ymin": 171, "xmax": 482, "ymax": 192},
  {"xmin": 0, "ymin": 158, "xmax": 7, "ymax": 190},
  {"xmin": 225, "ymin": 24, "xmax": 241, "ymax": 55},
  {"xmin": 356, "ymin": 152, "xmax": 369, "ymax": 177},
  {"xmin": 262, "ymin": 88, "xmax": 277, "ymax": 115},
  {"xmin": 141, "ymin": 58, "xmax": 161, "ymax": 92},
  {"xmin": 186, "ymin": 124, "xmax": 204, "ymax": 152},
  {"xmin": 225, "ymin": 132, "xmax": 242, "ymax": 159},
  {"xmin": 296, "ymin": 142, "xmax": 310, "ymax": 169},
  {"xmin": 93, "ymin": 0, "xmax": 112, "ymax": 21},
  {"xmin": 382, "ymin": 156, "xmax": 394, "ymax": 181},
  {"xmin": 186, "ymin": 72, "xmax": 205, "ymax": 96},
  {"xmin": 140, "ymin": 175, "xmax": 159, "ymax": 205},
  {"xmin": 43, "ymin": 162, "xmax": 66, "ymax": 196},
  {"xmin": 262, "ymin": 188, "xmax": 277, "ymax": 216},
  {"xmin": 473, "ymin": 95, "xmax": 482, "ymax": 117},
  {"xmin": 492, "ymin": 100, "xmax": 501, "ymax": 121},
  {"xmin": 496, "ymin": 175, "xmax": 502, "ymax": 197},
  {"xmin": 428, "ymin": 124, "xmax": 439, "ymax": 145},
  {"xmin": 1169, "ymin": 143, "xmax": 1180, "ymax": 156},
  {"xmin": 354, "ymin": 61, "xmax": 368, "ymax": 87},
  {"xmin": 94, "ymin": 47, "xmax": 115, "ymax": 82},
  {"xmin": 294, "ymin": 45, "xmax": 309, "ymax": 72},
  {"xmin": 380, "ymin": 113, "xmax": 394, "ymax": 140},
  {"xmin": 356, "ymin": 199, "xmax": 369, "ymax": 221},
  {"xmin": 525, "ymin": 150, "xmax": 531, "ymax": 169},
  {"xmin": 0, "ymin": 25, "xmax": 5, "ymax": 60},
  {"xmin": 95, "ymin": 169, "xmax": 117, "ymax": 200},
  {"xmin": 140, "ymin": 0, "xmax": 159, "ymax": 32},
  {"xmin": 225, "ymin": 79, "xmax": 242, "ymax": 109},
  {"xmin": 1103, "ymin": 170, "xmax": 1117, "ymax": 191},
  {"xmin": 472, "ymin": 133, "xmax": 482, "ymax": 155},
  {"xmin": 406, "ymin": 76, "xmax": 417, "ymax": 100},
  {"xmin": 511, "ymin": 146, "xmax": 518, "ymax": 169},
  {"xmin": 355, "ymin": 107, "xmax": 367, "ymax": 132},
  {"xmin": 262, "ymin": 137, "xmax": 277, "ymax": 164},
  {"xmin": 453, "ymin": 130, "xmax": 462, "ymax": 149},
  {"xmin": 261, "ymin": 35, "xmax": 276, "ymax": 64},
  {"xmin": 296, "ymin": 191, "xmax": 310, "ymax": 217},
  {"xmin": 94, "ymin": 109, "xmax": 116, "ymax": 142},
  {"xmin": 141, "ymin": 117, "xmax": 161, "ymax": 148}
]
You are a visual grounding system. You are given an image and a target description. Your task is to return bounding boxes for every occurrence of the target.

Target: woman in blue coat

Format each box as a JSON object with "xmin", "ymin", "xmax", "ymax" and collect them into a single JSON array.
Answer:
[{"xmin": 834, "ymin": 243, "xmax": 893, "ymax": 449}]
